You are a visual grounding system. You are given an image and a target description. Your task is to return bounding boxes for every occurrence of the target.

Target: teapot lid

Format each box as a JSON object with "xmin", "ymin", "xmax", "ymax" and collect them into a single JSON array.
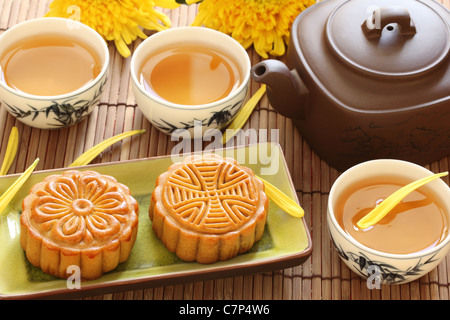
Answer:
[{"xmin": 325, "ymin": 0, "xmax": 450, "ymax": 78}]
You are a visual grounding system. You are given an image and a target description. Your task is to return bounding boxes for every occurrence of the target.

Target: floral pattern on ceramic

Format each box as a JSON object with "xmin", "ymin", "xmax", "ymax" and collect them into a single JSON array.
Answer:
[
  {"xmin": 151, "ymin": 95, "xmax": 247, "ymax": 135},
  {"xmin": 329, "ymin": 230, "xmax": 442, "ymax": 285},
  {"xmin": 2, "ymin": 77, "xmax": 107, "ymax": 128}
]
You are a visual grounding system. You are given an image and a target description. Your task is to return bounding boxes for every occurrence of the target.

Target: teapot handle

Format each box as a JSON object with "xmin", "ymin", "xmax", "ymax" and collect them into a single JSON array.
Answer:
[{"xmin": 361, "ymin": 6, "xmax": 416, "ymax": 39}]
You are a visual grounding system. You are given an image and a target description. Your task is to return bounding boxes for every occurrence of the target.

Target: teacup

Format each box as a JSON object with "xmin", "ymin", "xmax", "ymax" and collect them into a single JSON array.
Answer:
[
  {"xmin": 327, "ymin": 159, "xmax": 450, "ymax": 285},
  {"xmin": 0, "ymin": 17, "xmax": 109, "ymax": 129},
  {"xmin": 130, "ymin": 26, "xmax": 251, "ymax": 138}
]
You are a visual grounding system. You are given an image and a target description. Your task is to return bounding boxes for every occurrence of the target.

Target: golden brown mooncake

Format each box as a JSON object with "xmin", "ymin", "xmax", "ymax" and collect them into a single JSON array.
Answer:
[
  {"xmin": 149, "ymin": 154, "xmax": 269, "ymax": 264},
  {"xmin": 20, "ymin": 170, "xmax": 139, "ymax": 280}
]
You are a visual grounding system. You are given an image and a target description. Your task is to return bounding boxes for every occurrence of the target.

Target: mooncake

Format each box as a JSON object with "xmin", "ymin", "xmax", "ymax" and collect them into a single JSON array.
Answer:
[
  {"xmin": 149, "ymin": 154, "xmax": 269, "ymax": 264},
  {"xmin": 20, "ymin": 170, "xmax": 139, "ymax": 280}
]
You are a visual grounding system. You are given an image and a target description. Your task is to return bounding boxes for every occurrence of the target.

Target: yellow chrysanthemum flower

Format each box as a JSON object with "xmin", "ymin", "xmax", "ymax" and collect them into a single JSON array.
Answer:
[
  {"xmin": 189, "ymin": 0, "xmax": 316, "ymax": 59},
  {"xmin": 45, "ymin": 0, "xmax": 180, "ymax": 58}
]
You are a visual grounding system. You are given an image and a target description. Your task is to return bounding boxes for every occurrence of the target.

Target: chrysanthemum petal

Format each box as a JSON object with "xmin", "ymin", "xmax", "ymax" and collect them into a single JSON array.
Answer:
[
  {"xmin": 271, "ymin": 36, "xmax": 286, "ymax": 56},
  {"xmin": 115, "ymin": 38, "xmax": 132, "ymax": 58}
]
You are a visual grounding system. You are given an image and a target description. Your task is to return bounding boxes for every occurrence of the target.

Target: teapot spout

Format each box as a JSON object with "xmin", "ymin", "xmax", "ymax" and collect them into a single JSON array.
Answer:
[{"xmin": 251, "ymin": 60, "xmax": 308, "ymax": 119}]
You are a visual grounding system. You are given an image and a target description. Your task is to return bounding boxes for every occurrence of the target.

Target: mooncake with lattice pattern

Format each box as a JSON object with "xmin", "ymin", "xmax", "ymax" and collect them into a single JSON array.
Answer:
[
  {"xmin": 149, "ymin": 154, "xmax": 269, "ymax": 264},
  {"xmin": 20, "ymin": 170, "xmax": 139, "ymax": 280}
]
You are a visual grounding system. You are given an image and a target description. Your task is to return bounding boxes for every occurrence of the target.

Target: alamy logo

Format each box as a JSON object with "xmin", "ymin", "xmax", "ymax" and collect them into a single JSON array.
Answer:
[
  {"xmin": 66, "ymin": 5, "xmax": 81, "ymax": 29},
  {"xmin": 66, "ymin": 265, "xmax": 81, "ymax": 289},
  {"xmin": 366, "ymin": 265, "xmax": 382, "ymax": 289},
  {"xmin": 365, "ymin": 5, "xmax": 381, "ymax": 30},
  {"xmin": 170, "ymin": 124, "xmax": 280, "ymax": 176}
]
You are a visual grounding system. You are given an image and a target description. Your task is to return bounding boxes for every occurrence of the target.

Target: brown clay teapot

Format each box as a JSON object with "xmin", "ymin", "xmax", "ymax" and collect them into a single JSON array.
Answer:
[{"xmin": 251, "ymin": 0, "xmax": 450, "ymax": 171}]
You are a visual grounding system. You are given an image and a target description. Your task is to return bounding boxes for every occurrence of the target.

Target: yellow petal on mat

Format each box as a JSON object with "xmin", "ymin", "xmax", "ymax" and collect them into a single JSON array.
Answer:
[
  {"xmin": 356, "ymin": 171, "xmax": 449, "ymax": 229},
  {"xmin": 0, "ymin": 158, "xmax": 39, "ymax": 216},
  {"xmin": 0, "ymin": 127, "xmax": 19, "ymax": 176},
  {"xmin": 222, "ymin": 85, "xmax": 266, "ymax": 145},
  {"xmin": 256, "ymin": 174, "xmax": 304, "ymax": 218},
  {"xmin": 69, "ymin": 129, "xmax": 146, "ymax": 167}
]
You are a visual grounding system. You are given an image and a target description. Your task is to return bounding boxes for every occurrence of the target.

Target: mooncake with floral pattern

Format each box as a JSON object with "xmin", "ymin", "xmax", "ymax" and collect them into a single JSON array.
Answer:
[{"xmin": 20, "ymin": 170, "xmax": 139, "ymax": 280}]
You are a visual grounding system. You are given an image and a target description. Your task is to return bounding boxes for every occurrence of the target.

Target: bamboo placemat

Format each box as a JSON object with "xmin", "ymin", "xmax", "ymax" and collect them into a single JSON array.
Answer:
[{"xmin": 1, "ymin": 0, "xmax": 450, "ymax": 300}]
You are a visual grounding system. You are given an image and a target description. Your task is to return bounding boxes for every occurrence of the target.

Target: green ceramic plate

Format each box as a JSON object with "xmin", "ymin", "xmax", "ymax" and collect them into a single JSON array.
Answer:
[{"xmin": 0, "ymin": 142, "xmax": 312, "ymax": 299}]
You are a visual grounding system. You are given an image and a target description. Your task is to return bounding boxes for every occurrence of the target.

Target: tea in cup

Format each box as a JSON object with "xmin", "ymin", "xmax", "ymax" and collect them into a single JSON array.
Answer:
[
  {"xmin": 139, "ymin": 45, "xmax": 242, "ymax": 106},
  {"xmin": 130, "ymin": 26, "xmax": 251, "ymax": 137},
  {"xmin": 1, "ymin": 34, "xmax": 101, "ymax": 96},
  {"xmin": 0, "ymin": 17, "xmax": 109, "ymax": 129},
  {"xmin": 327, "ymin": 159, "xmax": 450, "ymax": 284}
]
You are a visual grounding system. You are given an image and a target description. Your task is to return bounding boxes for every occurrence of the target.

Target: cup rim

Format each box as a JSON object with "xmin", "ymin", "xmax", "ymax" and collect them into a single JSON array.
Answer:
[
  {"xmin": 328, "ymin": 158, "xmax": 450, "ymax": 259},
  {"xmin": 130, "ymin": 26, "xmax": 251, "ymax": 110},
  {"xmin": 0, "ymin": 17, "xmax": 109, "ymax": 100}
]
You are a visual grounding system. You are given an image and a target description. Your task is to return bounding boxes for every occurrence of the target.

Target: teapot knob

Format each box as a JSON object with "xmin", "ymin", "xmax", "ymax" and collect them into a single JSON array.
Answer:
[{"xmin": 362, "ymin": 6, "xmax": 416, "ymax": 39}]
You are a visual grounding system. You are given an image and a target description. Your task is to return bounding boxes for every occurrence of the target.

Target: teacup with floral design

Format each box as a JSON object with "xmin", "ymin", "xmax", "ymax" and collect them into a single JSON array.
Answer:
[
  {"xmin": 130, "ymin": 26, "xmax": 251, "ymax": 138},
  {"xmin": 327, "ymin": 159, "xmax": 450, "ymax": 285},
  {"xmin": 0, "ymin": 17, "xmax": 109, "ymax": 129}
]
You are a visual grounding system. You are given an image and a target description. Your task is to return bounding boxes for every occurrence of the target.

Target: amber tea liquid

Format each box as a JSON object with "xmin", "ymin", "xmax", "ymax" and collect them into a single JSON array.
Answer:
[
  {"xmin": 139, "ymin": 45, "xmax": 241, "ymax": 105},
  {"xmin": 0, "ymin": 34, "xmax": 101, "ymax": 96},
  {"xmin": 335, "ymin": 176, "xmax": 449, "ymax": 254}
]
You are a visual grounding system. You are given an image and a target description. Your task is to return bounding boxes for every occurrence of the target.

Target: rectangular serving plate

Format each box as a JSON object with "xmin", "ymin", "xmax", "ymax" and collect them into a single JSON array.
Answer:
[{"xmin": 0, "ymin": 142, "xmax": 312, "ymax": 299}]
